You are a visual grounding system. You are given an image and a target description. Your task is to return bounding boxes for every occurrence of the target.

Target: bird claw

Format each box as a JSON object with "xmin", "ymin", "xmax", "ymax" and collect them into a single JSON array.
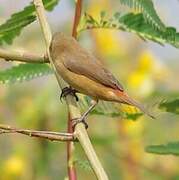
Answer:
[
  {"xmin": 72, "ymin": 117, "xmax": 88, "ymax": 129},
  {"xmin": 60, "ymin": 87, "xmax": 79, "ymax": 101}
]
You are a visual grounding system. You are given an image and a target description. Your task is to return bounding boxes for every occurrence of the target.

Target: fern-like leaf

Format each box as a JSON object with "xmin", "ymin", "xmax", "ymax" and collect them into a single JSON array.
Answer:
[
  {"xmin": 0, "ymin": 63, "xmax": 52, "ymax": 84},
  {"xmin": 146, "ymin": 142, "xmax": 179, "ymax": 156},
  {"xmin": 119, "ymin": 0, "xmax": 165, "ymax": 31},
  {"xmin": 0, "ymin": 0, "xmax": 60, "ymax": 44},
  {"xmin": 78, "ymin": 12, "xmax": 179, "ymax": 48},
  {"xmin": 159, "ymin": 99, "xmax": 179, "ymax": 115},
  {"xmin": 79, "ymin": 95, "xmax": 143, "ymax": 120}
]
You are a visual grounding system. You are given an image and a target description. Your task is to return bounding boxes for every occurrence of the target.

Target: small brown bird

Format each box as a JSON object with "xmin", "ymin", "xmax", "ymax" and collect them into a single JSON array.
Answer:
[{"xmin": 50, "ymin": 32, "xmax": 154, "ymax": 127}]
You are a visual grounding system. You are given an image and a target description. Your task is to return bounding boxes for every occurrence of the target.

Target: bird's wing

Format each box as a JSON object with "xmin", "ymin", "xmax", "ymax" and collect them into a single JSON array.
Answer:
[{"xmin": 62, "ymin": 48, "xmax": 124, "ymax": 91}]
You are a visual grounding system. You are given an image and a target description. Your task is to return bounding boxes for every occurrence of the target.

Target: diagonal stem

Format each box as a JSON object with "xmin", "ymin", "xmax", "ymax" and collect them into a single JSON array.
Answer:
[{"xmin": 33, "ymin": 0, "xmax": 109, "ymax": 179}]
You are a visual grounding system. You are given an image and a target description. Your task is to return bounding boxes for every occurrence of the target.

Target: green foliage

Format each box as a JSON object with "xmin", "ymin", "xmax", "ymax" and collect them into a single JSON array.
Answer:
[
  {"xmin": 78, "ymin": 12, "xmax": 179, "ymax": 48},
  {"xmin": 159, "ymin": 99, "xmax": 179, "ymax": 115},
  {"xmin": 146, "ymin": 142, "xmax": 179, "ymax": 156},
  {"xmin": 0, "ymin": 0, "xmax": 60, "ymax": 44},
  {"xmin": 0, "ymin": 63, "xmax": 52, "ymax": 84},
  {"xmin": 91, "ymin": 135, "xmax": 117, "ymax": 145},
  {"xmin": 75, "ymin": 159, "xmax": 92, "ymax": 171},
  {"xmin": 119, "ymin": 0, "xmax": 165, "ymax": 30},
  {"xmin": 79, "ymin": 96, "xmax": 143, "ymax": 120}
]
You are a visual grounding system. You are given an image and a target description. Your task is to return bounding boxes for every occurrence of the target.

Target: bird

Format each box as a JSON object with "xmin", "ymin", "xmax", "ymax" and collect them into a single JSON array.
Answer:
[{"xmin": 50, "ymin": 32, "xmax": 154, "ymax": 128}]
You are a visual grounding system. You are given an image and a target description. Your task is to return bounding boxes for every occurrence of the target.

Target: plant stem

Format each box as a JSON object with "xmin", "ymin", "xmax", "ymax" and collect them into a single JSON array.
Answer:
[
  {"xmin": 0, "ymin": 48, "xmax": 48, "ymax": 63},
  {"xmin": 67, "ymin": 113, "xmax": 77, "ymax": 180},
  {"xmin": 0, "ymin": 124, "xmax": 75, "ymax": 141},
  {"xmin": 66, "ymin": 1, "xmax": 83, "ymax": 179},
  {"xmin": 72, "ymin": 0, "xmax": 82, "ymax": 39},
  {"xmin": 17, "ymin": 0, "xmax": 109, "ymax": 179}
]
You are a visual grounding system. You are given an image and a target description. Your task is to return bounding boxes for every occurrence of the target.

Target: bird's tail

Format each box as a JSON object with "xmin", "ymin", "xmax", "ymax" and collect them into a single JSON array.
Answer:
[{"xmin": 116, "ymin": 91, "xmax": 155, "ymax": 119}]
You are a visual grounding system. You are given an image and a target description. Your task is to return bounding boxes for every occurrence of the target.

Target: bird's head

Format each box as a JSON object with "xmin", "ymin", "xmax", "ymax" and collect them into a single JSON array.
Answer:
[{"xmin": 50, "ymin": 32, "xmax": 77, "ymax": 59}]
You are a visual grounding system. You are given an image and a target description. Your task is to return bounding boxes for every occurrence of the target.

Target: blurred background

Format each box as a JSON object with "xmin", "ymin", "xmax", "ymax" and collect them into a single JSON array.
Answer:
[{"xmin": 1, "ymin": 0, "xmax": 179, "ymax": 179}]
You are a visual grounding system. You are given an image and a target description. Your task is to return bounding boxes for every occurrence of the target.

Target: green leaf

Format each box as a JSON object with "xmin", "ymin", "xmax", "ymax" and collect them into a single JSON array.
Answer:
[
  {"xmin": 119, "ymin": 0, "xmax": 165, "ymax": 31},
  {"xmin": 75, "ymin": 159, "xmax": 92, "ymax": 171},
  {"xmin": 79, "ymin": 12, "xmax": 179, "ymax": 48},
  {"xmin": 125, "ymin": 112, "xmax": 143, "ymax": 120},
  {"xmin": 91, "ymin": 135, "xmax": 117, "ymax": 145},
  {"xmin": 146, "ymin": 142, "xmax": 179, "ymax": 156},
  {"xmin": 0, "ymin": 63, "xmax": 53, "ymax": 84},
  {"xmin": 0, "ymin": 0, "xmax": 60, "ymax": 45},
  {"xmin": 159, "ymin": 99, "xmax": 179, "ymax": 115},
  {"xmin": 79, "ymin": 95, "xmax": 143, "ymax": 120},
  {"xmin": 100, "ymin": 11, "xmax": 106, "ymax": 19}
]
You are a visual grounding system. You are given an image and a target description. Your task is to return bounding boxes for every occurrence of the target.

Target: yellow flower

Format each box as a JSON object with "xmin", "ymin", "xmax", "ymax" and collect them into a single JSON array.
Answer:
[
  {"xmin": 122, "ymin": 118, "xmax": 143, "ymax": 138},
  {"xmin": 88, "ymin": 0, "xmax": 110, "ymax": 20},
  {"xmin": 94, "ymin": 30, "xmax": 122, "ymax": 57},
  {"xmin": 88, "ymin": 0, "xmax": 125, "ymax": 57},
  {"xmin": 128, "ymin": 50, "xmax": 156, "ymax": 97},
  {"xmin": 138, "ymin": 51, "xmax": 154, "ymax": 73},
  {"xmin": 3, "ymin": 156, "xmax": 25, "ymax": 176},
  {"xmin": 128, "ymin": 71, "xmax": 145, "ymax": 87},
  {"xmin": 128, "ymin": 72, "xmax": 154, "ymax": 97},
  {"xmin": 120, "ymin": 104, "xmax": 140, "ymax": 115}
]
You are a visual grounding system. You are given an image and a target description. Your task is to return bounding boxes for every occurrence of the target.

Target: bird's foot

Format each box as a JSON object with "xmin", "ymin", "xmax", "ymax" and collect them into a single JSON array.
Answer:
[
  {"xmin": 72, "ymin": 117, "xmax": 88, "ymax": 129},
  {"xmin": 60, "ymin": 87, "xmax": 79, "ymax": 101}
]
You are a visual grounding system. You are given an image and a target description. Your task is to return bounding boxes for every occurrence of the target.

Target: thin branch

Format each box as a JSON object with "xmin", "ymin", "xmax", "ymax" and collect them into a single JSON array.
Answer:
[
  {"xmin": 33, "ymin": 0, "xmax": 62, "ymax": 84},
  {"xmin": 33, "ymin": 0, "xmax": 108, "ymax": 179},
  {"xmin": 0, "ymin": 124, "xmax": 75, "ymax": 142},
  {"xmin": 33, "ymin": 0, "xmax": 52, "ymax": 47},
  {"xmin": 72, "ymin": 0, "xmax": 82, "ymax": 39},
  {"xmin": 67, "ymin": 113, "xmax": 77, "ymax": 180},
  {"xmin": 0, "ymin": 48, "xmax": 49, "ymax": 63},
  {"xmin": 66, "ymin": 1, "xmax": 83, "ymax": 179}
]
